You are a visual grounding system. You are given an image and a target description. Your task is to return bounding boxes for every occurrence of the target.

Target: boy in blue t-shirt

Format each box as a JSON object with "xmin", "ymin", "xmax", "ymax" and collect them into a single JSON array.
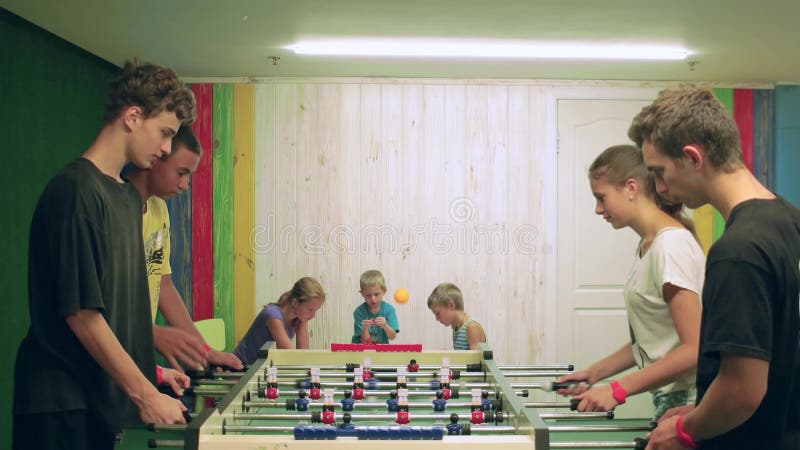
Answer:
[{"xmin": 352, "ymin": 270, "xmax": 400, "ymax": 344}]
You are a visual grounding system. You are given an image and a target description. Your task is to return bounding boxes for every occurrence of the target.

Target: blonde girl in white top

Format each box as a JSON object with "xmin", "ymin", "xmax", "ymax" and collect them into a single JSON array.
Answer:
[{"xmin": 557, "ymin": 144, "xmax": 705, "ymax": 420}]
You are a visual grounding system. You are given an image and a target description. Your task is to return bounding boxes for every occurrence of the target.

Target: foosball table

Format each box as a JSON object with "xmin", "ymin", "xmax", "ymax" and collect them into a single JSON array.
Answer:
[{"xmin": 140, "ymin": 343, "xmax": 651, "ymax": 449}]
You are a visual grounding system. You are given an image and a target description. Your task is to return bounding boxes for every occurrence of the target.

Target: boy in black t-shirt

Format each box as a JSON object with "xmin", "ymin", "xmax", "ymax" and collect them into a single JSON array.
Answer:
[
  {"xmin": 630, "ymin": 86, "xmax": 800, "ymax": 449},
  {"xmin": 12, "ymin": 59, "xmax": 196, "ymax": 450}
]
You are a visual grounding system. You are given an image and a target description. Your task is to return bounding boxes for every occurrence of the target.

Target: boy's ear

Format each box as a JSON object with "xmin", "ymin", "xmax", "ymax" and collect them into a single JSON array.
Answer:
[
  {"xmin": 448, "ymin": 299, "xmax": 456, "ymax": 308},
  {"xmin": 123, "ymin": 106, "xmax": 142, "ymax": 131}
]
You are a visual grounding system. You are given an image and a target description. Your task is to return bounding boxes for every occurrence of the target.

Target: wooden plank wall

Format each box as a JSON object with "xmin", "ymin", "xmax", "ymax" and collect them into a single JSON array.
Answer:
[
  {"xmin": 191, "ymin": 84, "xmax": 215, "ymax": 321},
  {"xmin": 212, "ymin": 84, "xmax": 234, "ymax": 350},
  {"xmin": 691, "ymin": 88, "xmax": 771, "ymax": 252},
  {"xmin": 183, "ymin": 81, "xmax": 772, "ymax": 365},
  {"xmin": 252, "ymin": 81, "xmax": 549, "ymax": 365},
  {"xmin": 233, "ymin": 84, "xmax": 256, "ymax": 348}
]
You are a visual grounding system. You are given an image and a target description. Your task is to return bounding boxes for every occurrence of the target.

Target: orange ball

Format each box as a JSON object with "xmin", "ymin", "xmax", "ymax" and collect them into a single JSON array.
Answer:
[{"xmin": 394, "ymin": 288, "xmax": 409, "ymax": 304}]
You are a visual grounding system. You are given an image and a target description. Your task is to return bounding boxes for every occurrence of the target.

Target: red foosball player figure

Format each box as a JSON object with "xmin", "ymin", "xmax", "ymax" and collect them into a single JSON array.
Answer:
[
  {"xmin": 407, "ymin": 359, "xmax": 420, "ymax": 373},
  {"xmin": 395, "ymin": 388, "xmax": 410, "ymax": 425},
  {"xmin": 470, "ymin": 389, "xmax": 484, "ymax": 425},
  {"xmin": 321, "ymin": 388, "xmax": 336, "ymax": 425},
  {"xmin": 352, "ymin": 367, "xmax": 365, "ymax": 400},
  {"xmin": 265, "ymin": 366, "xmax": 279, "ymax": 400},
  {"xmin": 362, "ymin": 357, "xmax": 373, "ymax": 381},
  {"xmin": 309, "ymin": 367, "xmax": 321, "ymax": 400},
  {"xmin": 396, "ymin": 366, "xmax": 407, "ymax": 390}
]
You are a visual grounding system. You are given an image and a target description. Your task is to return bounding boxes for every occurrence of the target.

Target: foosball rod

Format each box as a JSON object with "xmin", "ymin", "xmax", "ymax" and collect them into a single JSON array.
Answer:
[
  {"xmin": 247, "ymin": 400, "xmax": 579, "ymax": 410},
  {"xmin": 273, "ymin": 363, "xmax": 574, "ymax": 371},
  {"xmin": 216, "ymin": 423, "xmax": 649, "ymax": 434},
  {"xmin": 227, "ymin": 410, "xmax": 612, "ymax": 421},
  {"xmin": 257, "ymin": 370, "xmax": 567, "ymax": 379},
  {"xmin": 549, "ymin": 424, "xmax": 653, "ymax": 432},
  {"xmin": 246, "ymin": 388, "xmax": 533, "ymax": 398},
  {"xmin": 194, "ymin": 378, "xmax": 572, "ymax": 388},
  {"xmin": 550, "ymin": 439, "xmax": 648, "ymax": 449},
  {"xmin": 146, "ymin": 437, "xmax": 647, "ymax": 449},
  {"xmin": 525, "ymin": 401, "xmax": 580, "ymax": 409},
  {"xmin": 147, "ymin": 439, "xmax": 183, "ymax": 448}
]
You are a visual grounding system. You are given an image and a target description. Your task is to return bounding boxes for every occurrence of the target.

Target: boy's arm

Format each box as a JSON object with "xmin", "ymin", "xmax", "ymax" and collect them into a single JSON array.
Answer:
[
  {"xmin": 154, "ymin": 275, "xmax": 206, "ymax": 369},
  {"xmin": 156, "ymin": 275, "xmax": 243, "ymax": 370},
  {"xmin": 360, "ymin": 321, "xmax": 373, "ymax": 344},
  {"xmin": 353, "ymin": 307, "xmax": 372, "ymax": 344},
  {"xmin": 466, "ymin": 321, "xmax": 486, "ymax": 350},
  {"xmin": 384, "ymin": 306, "xmax": 400, "ymax": 341},
  {"xmin": 379, "ymin": 320, "xmax": 397, "ymax": 340},
  {"xmin": 66, "ymin": 309, "xmax": 186, "ymax": 424},
  {"xmin": 648, "ymin": 355, "xmax": 767, "ymax": 446}
]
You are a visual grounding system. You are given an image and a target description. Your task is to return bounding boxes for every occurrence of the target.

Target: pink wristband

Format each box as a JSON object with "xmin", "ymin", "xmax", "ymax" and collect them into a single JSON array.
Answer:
[
  {"xmin": 203, "ymin": 344, "xmax": 212, "ymax": 353},
  {"xmin": 675, "ymin": 414, "xmax": 701, "ymax": 448},
  {"xmin": 609, "ymin": 380, "xmax": 626, "ymax": 405},
  {"xmin": 155, "ymin": 365, "xmax": 164, "ymax": 385}
]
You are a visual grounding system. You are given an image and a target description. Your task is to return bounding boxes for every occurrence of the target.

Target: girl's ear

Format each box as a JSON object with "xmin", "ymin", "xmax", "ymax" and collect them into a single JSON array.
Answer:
[
  {"xmin": 624, "ymin": 177, "xmax": 639, "ymax": 197},
  {"xmin": 448, "ymin": 299, "xmax": 456, "ymax": 309}
]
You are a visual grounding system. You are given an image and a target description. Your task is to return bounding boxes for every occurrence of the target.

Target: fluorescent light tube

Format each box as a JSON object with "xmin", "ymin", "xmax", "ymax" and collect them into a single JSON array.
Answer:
[{"xmin": 286, "ymin": 38, "xmax": 691, "ymax": 60}]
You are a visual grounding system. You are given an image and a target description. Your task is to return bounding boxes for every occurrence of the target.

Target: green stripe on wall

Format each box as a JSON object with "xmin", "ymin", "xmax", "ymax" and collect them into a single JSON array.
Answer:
[{"xmin": 213, "ymin": 84, "xmax": 235, "ymax": 351}]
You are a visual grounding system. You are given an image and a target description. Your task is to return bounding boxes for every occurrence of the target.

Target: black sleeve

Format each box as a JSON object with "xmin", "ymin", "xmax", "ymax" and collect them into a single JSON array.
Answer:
[
  {"xmin": 701, "ymin": 259, "xmax": 773, "ymax": 361},
  {"xmin": 41, "ymin": 181, "xmax": 109, "ymax": 317}
]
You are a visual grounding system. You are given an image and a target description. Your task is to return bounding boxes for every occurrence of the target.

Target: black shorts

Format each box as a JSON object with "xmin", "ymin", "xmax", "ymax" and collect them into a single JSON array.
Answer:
[{"xmin": 13, "ymin": 410, "xmax": 118, "ymax": 450}]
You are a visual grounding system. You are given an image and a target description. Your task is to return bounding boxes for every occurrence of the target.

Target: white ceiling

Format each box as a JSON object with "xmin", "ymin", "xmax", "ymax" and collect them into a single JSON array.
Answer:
[{"xmin": 2, "ymin": 0, "xmax": 799, "ymax": 84}]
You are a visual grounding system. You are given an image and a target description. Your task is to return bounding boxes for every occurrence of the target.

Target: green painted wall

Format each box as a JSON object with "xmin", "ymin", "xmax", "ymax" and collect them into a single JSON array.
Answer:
[{"xmin": 0, "ymin": 8, "xmax": 118, "ymax": 446}]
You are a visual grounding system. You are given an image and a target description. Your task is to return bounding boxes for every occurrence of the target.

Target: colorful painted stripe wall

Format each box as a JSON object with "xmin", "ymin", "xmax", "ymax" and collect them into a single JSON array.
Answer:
[
  {"xmin": 692, "ymin": 88, "xmax": 773, "ymax": 253},
  {"xmin": 166, "ymin": 84, "xmax": 774, "ymax": 350},
  {"xmin": 166, "ymin": 83, "xmax": 255, "ymax": 351}
]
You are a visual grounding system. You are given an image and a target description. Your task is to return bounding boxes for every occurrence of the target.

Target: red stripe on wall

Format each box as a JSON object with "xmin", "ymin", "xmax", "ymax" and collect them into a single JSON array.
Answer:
[
  {"xmin": 190, "ymin": 84, "xmax": 214, "ymax": 321},
  {"xmin": 734, "ymin": 89, "xmax": 754, "ymax": 172}
]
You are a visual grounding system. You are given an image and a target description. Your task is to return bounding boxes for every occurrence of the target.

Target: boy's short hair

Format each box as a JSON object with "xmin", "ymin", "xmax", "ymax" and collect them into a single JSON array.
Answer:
[
  {"xmin": 628, "ymin": 85, "xmax": 741, "ymax": 172},
  {"xmin": 359, "ymin": 270, "xmax": 386, "ymax": 291},
  {"xmin": 427, "ymin": 283, "xmax": 464, "ymax": 310},
  {"xmin": 168, "ymin": 125, "xmax": 202, "ymax": 157},
  {"xmin": 104, "ymin": 58, "xmax": 196, "ymax": 126}
]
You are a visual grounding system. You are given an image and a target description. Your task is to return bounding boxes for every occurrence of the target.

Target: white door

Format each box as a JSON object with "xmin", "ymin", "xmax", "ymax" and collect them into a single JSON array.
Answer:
[{"xmin": 555, "ymin": 89, "xmax": 660, "ymax": 419}]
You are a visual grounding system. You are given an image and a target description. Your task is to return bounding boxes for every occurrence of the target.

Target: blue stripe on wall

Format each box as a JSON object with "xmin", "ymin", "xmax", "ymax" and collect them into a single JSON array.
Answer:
[
  {"xmin": 167, "ymin": 191, "xmax": 193, "ymax": 312},
  {"xmin": 774, "ymin": 85, "xmax": 800, "ymax": 207},
  {"xmin": 752, "ymin": 89, "xmax": 773, "ymax": 190}
]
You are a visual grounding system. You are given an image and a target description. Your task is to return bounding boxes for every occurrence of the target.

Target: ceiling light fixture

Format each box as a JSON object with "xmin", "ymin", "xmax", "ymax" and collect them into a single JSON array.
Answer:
[{"xmin": 285, "ymin": 38, "xmax": 692, "ymax": 60}]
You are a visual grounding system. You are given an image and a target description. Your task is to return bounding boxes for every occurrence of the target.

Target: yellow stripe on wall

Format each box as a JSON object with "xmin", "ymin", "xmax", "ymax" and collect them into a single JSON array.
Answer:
[
  {"xmin": 692, "ymin": 204, "xmax": 715, "ymax": 254},
  {"xmin": 233, "ymin": 83, "xmax": 255, "ymax": 342}
]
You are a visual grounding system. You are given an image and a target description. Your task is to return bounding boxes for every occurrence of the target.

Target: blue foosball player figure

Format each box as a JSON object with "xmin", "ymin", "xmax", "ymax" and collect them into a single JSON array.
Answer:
[
  {"xmin": 446, "ymin": 413, "xmax": 462, "ymax": 435},
  {"xmin": 386, "ymin": 390, "xmax": 399, "ymax": 412},
  {"xmin": 295, "ymin": 390, "xmax": 310, "ymax": 412},
  {"xmin": 481, "ymin": 390, "xmax": 492, "ymax": 411},
  {"xmin": 338, "ymin": 412, "xmax": 356, "ymax": 430},
  {"xmin": 341, "ymin": 390, "xmax": 356, "ymax": 412},
  {"xmin": 432, "ymin": 390, "xmax": 447, "ymax": 412}
]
